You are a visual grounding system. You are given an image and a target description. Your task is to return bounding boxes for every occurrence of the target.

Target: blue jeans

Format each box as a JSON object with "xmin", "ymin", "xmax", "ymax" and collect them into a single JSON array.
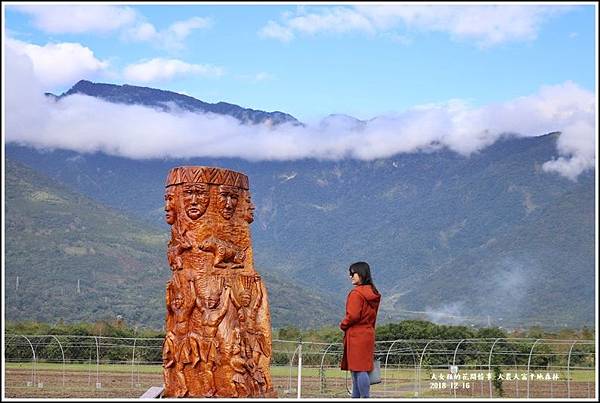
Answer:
[{"xmin": 351, "ymin": 371, "xmax": 370, "ymax": 398}]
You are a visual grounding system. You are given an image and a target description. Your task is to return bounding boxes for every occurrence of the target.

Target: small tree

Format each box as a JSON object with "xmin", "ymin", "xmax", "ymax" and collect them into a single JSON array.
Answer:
[{"xmin": 492, "ymin": 365, "xmax": 504, "ymax": 397}]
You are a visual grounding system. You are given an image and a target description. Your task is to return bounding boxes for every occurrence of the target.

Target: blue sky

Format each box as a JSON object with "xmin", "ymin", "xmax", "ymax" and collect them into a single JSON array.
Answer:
[
  {"xmin": 4, "ymin": 3, "xmax": 596, "ymax": 121},
  {"xmin": 3, "ymin": 3, "xmax": 597, "ymax": 179}
]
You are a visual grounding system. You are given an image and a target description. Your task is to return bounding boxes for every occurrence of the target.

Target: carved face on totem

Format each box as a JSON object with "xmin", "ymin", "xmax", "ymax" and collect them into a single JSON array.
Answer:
[
  {"xmin": 173, "ymin": 293, "xmax": 184, "ymax": 309},
  {"xmin": 183, "ymin": 183, "xmax": 210, "ymax": 220},
  {"xmin": 242, "ymin": 192, "xmax": 255, "ymax": 224},
  {"xmin": 217, "ymin": 185, "xmax": 240, "ymax": 220},
  {"xmin": 207, "ymin": 291, "xmax": 221, "ymax": 309},
  {"xmin": 164, "ymin": 187, "xmax": 177, "ymax": 225}
]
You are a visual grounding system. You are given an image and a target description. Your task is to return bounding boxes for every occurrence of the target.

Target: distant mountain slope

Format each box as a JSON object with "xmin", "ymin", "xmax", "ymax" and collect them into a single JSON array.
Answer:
[
  {"xmin": 6, "ymin": 79, "xmax": 595, "ymax": 329},
  {"xmin": 4, "ymin": 158, "xmax": 340, "ymax": 329},
  {"xmin": 399, "ymin": 173, "xmax": 596, "ymax": 328},
  {"xmin": 57, "ymin": 80, "xmax": 301, "ymax": 126},
  {"xmin": 7, "ymin": 131, "xmax": 595, "ymax": 329},
  {"xmin": 4, "ymin": 158, "xmax": 169, "ymax": 326}
]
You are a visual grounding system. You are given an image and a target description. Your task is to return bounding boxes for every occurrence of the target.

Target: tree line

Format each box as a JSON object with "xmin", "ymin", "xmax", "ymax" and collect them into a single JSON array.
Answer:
[{"xmin": 5, "ymin": 319, "xmax": 594, "ymax": 369}]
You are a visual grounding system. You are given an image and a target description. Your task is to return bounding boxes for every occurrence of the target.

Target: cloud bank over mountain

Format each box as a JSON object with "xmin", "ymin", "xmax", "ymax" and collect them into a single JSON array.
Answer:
[{"xmin": 5, "ymin": 45, "xmax": 595, "ymax": 180}]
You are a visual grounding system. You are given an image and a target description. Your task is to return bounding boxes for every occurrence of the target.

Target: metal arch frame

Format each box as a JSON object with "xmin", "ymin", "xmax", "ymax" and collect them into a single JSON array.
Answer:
[
  {"xmin": 566, "ymin": 340, "xmax": 578, "ymax": 398},
  {"xmin": 383, "ymin": 340, "xmax": 399, "ymax": 393},
  {"xmin": 4, "ymin": 335, "xmax": 595, "ymax": 398},
  {"xmin": 19, "ymin": 335, "xmax": 37, "ymax": 387},
  {"xmin": 451, "ymin": 339, "xmax": 466, "ymax": 398},
  {"xmin": 487, "ymin": 337, "xmax": 503, "ymax": 398},
  {"xmin": 383, "ymin": 340, "xmax": 418, "ymax": 396},
  {"xmin": 287, "ymin": 343, "xmax": 301, "ymax": 396},
  {"xmin": 29, "ymin": 335, "xmax": 66, "ymax": 387},
  {"xmin": 451, "ymin": 339, "xmax": 466, "ymax": 366},
  {"xmin": 131, "ymin": 336, "xmax": 137, "ymax": 388},
  {"xmin": 94, "ymin": 336, "xmax": 100, "ymax": 388},
  {"xmin": 526, "ymin": 338, "xmax": 542, "ymax": 398},
  {"xmin": 440, "ymin": 340, "xmax": 455, "ymax": 398},
  {"xmin": 512, "ymin": 345, "xmax": 520, "ymax": 398},
  {"xmin": 417, "ymin": 340, "xmax": 434, "ymax": 396},
  {"xmin": 547, "ymin": 351, "xmax": 553, "ymax": 398},
  {"xmin": 48, "ymin": 335, "xmax": 66, "ymax": 387},
  {"xmin": 31, "ymin": 335, "xmax": 47, "ymax": 386},
  {"xmin": 297, "ymin": 341, "xmax": 302, "ymax": 399},
  {"xmin": 318, "ymin": 342, "xmax": 337, "ymax": 394}
]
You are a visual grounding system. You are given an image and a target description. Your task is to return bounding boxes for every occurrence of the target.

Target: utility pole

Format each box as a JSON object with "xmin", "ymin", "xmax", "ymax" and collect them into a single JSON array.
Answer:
[
  {"xmin": 77, "ymin": 279, "xmax": 81, "ymax": 294},
  {"xmin": 487, "ymin": 315, "xmax": 491, "ymax": 327},
  {"xmin": 16, "ymin": 276, "xmax": 19, "ymax": 291}
]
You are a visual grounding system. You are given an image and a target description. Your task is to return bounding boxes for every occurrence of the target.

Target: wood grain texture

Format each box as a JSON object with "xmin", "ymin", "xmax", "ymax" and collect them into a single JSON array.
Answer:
[{"xmin": 162, "ymin": 166, "xmax": 275, "ymax": 398}]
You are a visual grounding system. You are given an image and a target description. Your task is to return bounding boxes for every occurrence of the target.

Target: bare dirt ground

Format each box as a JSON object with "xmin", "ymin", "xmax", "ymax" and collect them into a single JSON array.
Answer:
[{"xmin": 4, "ymin": 368, "xmax": 596, "ymax": 399}]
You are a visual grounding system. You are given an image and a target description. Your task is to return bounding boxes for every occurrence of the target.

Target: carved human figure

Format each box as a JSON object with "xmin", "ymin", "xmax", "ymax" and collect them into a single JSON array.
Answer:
[
  {"xmin": 250, "ymin": 362, "xmax": 267, "ymax": 395},
  {"xmin": 183, "ymin": 182, "xmax": 210, "ymax": 220},
  {"xmin": 163, "ymin": 280, "xmax": 196, "ymax": 397},
  {"xmin": 165, "ymin": 186, "xmax": 191, "ymax": 271},
  {"xmin": 217, "ymin": 185, "xmax": 240, "ymax": 220},
  {"xmin": 244, "ymin": 276, "xmax": 272, "ymax": 392},
  {"xmin": 231, "ymin": 274, "xmax": 268, "ymax": 392},
  {"xmin": 242, "ymin": 191, "xmax": 255, "ymax": 224},
  {"xmin": 229, "ymin": 329, "xmax": 254, "ymax": 397},
  {"xmin": 230, "ymin": 286, "xmax": 251, "ymax": 358},
  {"xmin": 192, "ymin": 281, "xmax": 232, "ymax": 397}
]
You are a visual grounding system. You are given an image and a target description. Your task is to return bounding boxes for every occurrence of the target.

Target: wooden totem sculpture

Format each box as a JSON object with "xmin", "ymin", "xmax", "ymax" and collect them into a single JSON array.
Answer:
[{"xmin": 162, "ymin": 166, "xmax": 276, "ymax": 398}]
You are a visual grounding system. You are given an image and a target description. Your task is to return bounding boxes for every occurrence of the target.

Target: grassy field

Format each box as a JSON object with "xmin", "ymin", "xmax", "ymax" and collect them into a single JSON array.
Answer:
[
  {"xmin": 6, "ymin": 362, "xmax": 596, "ymax": 381},
  {"xmin": 4, "ymin": 361, "xmax": 596, "ymax": 398}
]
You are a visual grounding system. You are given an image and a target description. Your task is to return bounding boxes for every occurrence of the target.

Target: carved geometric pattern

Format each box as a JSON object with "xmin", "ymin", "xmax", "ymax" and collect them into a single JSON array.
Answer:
[{"xmin": 165, "ymin": 166, "xmax": 249, "ymax": 190}]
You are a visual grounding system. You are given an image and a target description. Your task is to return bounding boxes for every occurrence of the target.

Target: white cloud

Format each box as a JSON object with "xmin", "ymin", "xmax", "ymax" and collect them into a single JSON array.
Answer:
[
  {"xmin": 4, "ymin": 46, "xmax": 52, "ymax": 138},
  {"xmin": 169, "ymin": 17, "xmax": 212, "ymax": 39},
  {"xmin": 5, "ymin": 47, "xmax": 595, "ymax": 180},
  {"xmin": 126, "ymin": 22, "xmax": 158, "ymax": 41},
  {"xmin": 123, "ymin": 58, "xmax": 224, "ymax": 83},
  {"xmin": 359, "ymin": 4, "xmax": 567, "ymax": 47},
  {"xmin": 543, "ymin": 120, "xmax": 596, "ymax": 180},
  {"xmin": 261, "ymin": 4, "xmax": 571, "ymax": 47},
  {"xmin": 124, "ymin": 17, "xmax": 212, "ymax": 50},
  {"xmin": 259, "ymin": 21, "xmax": 295, "ymax": 42},
  {"xmin": 260, "ymin": 7, "xmax": 374, "ymax": 41},
  {"xmin": 287, "ymin": 7, "xmax": 374, "ymax": 36},
  {"xmin": 12, "ymin": 5, "xmax": 211, "ymax": 50},
  {"xmin": 5, "ymin": 38, "xmax": 109, "ymax": 88},
  {"xmin": 11, "ymin": 5, "xmax": 136, "ymax": 34}
]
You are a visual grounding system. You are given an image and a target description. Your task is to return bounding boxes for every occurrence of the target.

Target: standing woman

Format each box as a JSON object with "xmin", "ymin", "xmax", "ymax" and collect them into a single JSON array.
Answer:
[{"xmin": 340, "ymin": 261, "xmax": 381, "ymax": 398}]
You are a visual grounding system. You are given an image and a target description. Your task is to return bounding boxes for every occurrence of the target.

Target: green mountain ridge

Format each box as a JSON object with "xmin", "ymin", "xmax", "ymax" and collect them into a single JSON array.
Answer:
[
  {"xmin": 5, "ymin": 130, "xmax": 596, "ymax": 331},
  {"xmin": 4, "ymin": 158, "xmax": 340, "ymax": 329}
]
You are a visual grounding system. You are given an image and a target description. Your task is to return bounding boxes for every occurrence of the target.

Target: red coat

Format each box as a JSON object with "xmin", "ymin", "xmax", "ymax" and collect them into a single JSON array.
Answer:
[{"xmin": 339, "ymin": 285, "xmax": 381, "ymax": 371}]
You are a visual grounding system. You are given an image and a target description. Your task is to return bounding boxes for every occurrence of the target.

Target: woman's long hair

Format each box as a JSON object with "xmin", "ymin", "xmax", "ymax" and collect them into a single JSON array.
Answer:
[{"xmin": 349, "ymin": 261, "xmax": 380, "ymax": 295}]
